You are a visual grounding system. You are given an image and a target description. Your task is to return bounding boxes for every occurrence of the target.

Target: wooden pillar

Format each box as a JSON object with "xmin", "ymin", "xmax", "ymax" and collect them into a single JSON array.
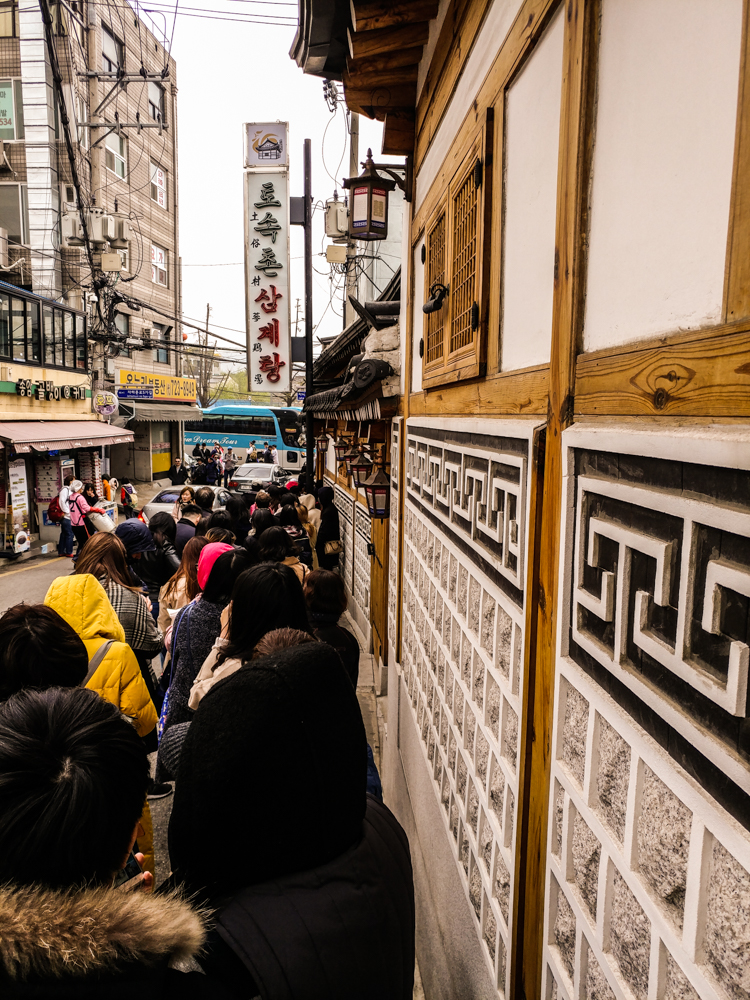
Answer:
[{"xmin": 515, "ymin": 1, "xmax": 599, "ymax": 997}]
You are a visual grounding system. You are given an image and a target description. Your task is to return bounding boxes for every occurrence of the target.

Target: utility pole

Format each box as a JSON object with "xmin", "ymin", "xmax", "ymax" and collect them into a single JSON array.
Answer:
[
  {"xmin": 86, "ymin": 4, "xmax": 102, "ymax": 207},
  {"xmin": 294, "ymin": 297, "xmax": 302, "ymax": 337},
  {"xmin": 344, "ymin": 112, "xmax": 359, "ymax": 328}
]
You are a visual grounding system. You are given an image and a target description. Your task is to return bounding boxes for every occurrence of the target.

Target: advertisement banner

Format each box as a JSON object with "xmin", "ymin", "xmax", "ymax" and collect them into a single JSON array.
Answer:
[
  {"xmin": 244, "ymin": 129, "xmax": 291, "ymax": 394},
  {"xmin": 118, "ymin": 370, "xmax": 197, "ymax": 402}
]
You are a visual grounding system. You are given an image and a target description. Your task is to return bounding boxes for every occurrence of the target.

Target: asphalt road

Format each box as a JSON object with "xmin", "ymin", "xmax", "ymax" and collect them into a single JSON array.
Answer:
[{"xmin": 0, "ymin": 554, "xmax": 75, "ymax": 611}]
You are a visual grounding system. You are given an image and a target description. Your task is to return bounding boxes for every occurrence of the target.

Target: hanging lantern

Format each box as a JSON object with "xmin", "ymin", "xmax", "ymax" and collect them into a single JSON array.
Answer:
[
  {"xmin": 333, "ymin": 435, "xmax": 349, "ymax": 463},
  {"xmin": 342, "ymin": 442, "xmax": 360, "ymax": 477},
  {"xmin": 363, "ymin": 464, "xmax": 390, "ymax": 520},
  {"xmin": 351, "ymin": 446, "xmax": 373, "ymax": 487},
  {"xmin": 342, "ymin": 149, "xmax": 397, "ymax": 242},
  {"xmin": 316, "ymin": 431, "xmax": 329, "ymax": 455}
]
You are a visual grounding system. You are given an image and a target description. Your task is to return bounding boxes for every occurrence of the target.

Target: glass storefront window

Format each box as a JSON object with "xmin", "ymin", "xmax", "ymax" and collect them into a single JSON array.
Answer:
[
  {"xmin": 11, "ymin": 296, "xmax": 23, "ymax": 361},
  {"xmin": 43, "ymin": 304, "xmax": 53, "ymax": 365},
  {"xmin": 0, "ymin": 293, "xmax": 9, "ymax": 358},
  {"xmin": 53, "ymin": 309, "xmax": 63, "ymax": 367},
  {"xmin": 26, "ymin": 299, "xmax": 39, "ymax": 362},
  {"xmin": 63, "ymin": 311, "xmax": 74, "ymax": 369},
  {"xmin": 75, "ymin": 314, "xmax": 86, "ymax": 369}
]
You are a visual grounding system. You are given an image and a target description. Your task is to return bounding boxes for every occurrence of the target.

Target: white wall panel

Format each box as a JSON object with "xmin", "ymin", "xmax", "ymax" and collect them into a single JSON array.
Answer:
[
  {"xmin": 414, "ymin": 0, "xmax": 525, "ymax": 212},
  {"xmin": 583, "ymin": 0, "xmax": 742, "ymax": 353},
  {"xmin": 500, "ymin": 6, "xmax": 563, "ymax": 371}
]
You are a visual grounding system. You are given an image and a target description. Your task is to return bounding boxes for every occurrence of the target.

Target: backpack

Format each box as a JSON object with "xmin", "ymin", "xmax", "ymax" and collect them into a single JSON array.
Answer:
[{"xmin": 47, "ymin": 495, "xmax": 65, "ymax": 524}]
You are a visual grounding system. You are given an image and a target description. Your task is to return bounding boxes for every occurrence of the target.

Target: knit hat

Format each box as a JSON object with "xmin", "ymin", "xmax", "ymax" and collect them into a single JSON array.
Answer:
[
  {"xmin": 168, "ymin": 642, "xmax": 367, "ymax": 895},
  {"xmin": 197, "ymin": 542, "xmax": 234, "ymax": 591},
  {"xmin": 115, "ymin": 519, "xmax": 156, "ymax": 555},
  {"xmin": 318, "ymin": 486, "xmax": 334, "ymax": 505},
  {"xmin": 69, "ymin": 480, "xmax": 83, "ymax": 493}
]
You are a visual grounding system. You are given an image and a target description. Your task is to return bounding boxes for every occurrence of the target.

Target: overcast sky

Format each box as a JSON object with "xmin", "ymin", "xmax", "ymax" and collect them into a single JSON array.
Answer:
[{"xmin": 154, "ymin": 4, "xmax": 398, "ymax": 365}]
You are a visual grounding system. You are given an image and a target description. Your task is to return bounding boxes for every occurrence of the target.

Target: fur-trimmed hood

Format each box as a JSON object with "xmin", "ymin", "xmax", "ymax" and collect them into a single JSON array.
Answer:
[{"xmin": 0, "ymin": 883, "xmax": 206, "ymax": 982}]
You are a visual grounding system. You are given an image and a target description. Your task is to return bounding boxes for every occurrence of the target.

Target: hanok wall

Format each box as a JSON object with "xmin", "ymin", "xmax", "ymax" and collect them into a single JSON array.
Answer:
[{"xmin": 355, "ymin": 0, "xmax": 750, "ymax": 998}]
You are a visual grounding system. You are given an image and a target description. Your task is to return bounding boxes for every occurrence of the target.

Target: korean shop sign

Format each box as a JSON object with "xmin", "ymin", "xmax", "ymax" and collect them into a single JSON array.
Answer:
[
  {"xmin": 16, "ymin": 379, "xmax": 87, "ymax": 401},
  {"xmin": 243, "ymin": 126, "xmax": 291, "ymax": 394},
  {"xmin": 118, "ymin": 370, "xmax": 197, "ymax": 402},
  {"xmin": 244, "ymin": 122, "xmax": 288, "ymax": 168}
]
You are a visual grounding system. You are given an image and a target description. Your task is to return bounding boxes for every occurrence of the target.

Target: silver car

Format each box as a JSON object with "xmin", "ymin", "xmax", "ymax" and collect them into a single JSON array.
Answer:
[
  {"xmin": 140, "ymin": 485, "xmax": 233, "ymax": 523},
  {"xmin": 228, "ymin": 463, "xmax": 289, "ymax": 495}
]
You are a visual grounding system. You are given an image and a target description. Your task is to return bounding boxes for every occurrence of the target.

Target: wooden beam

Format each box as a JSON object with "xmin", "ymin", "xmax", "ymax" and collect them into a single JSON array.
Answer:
[
  {"xmin": 346, "ymin": 46, "xmax": 424, "ymax": 76},
  {"xmin": 350, "ymin": 0, "xmax": 438, "ymax": 34},
  {"xmin": 347, "ymin": 21, "xmax": 430, "ymax": 61},
  {"xmin": 514, "ymin": 1, "xmax": 598, "ymax": 999},
  {"xmin": 343, "ymin": 65, "xmax": 418, "ymax": 93},
  {"xmin": 723, "ymin": 0, "xmax": 750, "ymax": 322},
  {"xmin": 382, "ymin": 109, "xmax": 415, "ymax": 156},
  {"xmin": 407, "ymin": 365, "xmax": 549, "ymax": 416},
  {"xmin": 343, "ymin": 85, "xmax": 417, "ymax": 114},
  {"xmin": 574, "ymin": 322, "xmax": 750, "ymax": 416}
]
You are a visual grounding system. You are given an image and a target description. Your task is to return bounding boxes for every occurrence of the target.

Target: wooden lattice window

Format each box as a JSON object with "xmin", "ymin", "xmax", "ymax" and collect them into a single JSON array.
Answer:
[
  {"xmin": 450, "ymin": 168, "xmax": 478, "ymax": 354},
  {"xmin": 425, "ymin": 213, "xmax": 446, "ymax": 366}
]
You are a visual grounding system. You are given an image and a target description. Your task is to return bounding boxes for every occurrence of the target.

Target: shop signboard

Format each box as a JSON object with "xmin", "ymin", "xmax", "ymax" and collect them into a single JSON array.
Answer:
[
  {"xmin": 244, "ymin": 122, "xmax": 288, "ymax": 168},
  {"xmin": 118, "ymin": 370, "xmax": 197, "ymax": 402},
  {"xmin": 16, "ymin": 379, "xmax": 87, "ymax": 402},
  {"xmin": 93, "ymin": 390, "xmax": 118, "ymax": 416},
  {"xmin": 244, "ymin": 123, "xmax": 291, "ymax": 395}
]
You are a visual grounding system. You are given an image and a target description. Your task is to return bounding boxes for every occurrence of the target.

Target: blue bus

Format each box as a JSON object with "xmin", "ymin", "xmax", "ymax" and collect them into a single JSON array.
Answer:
[{"xmin": 184, "ymin": 404, "xmax": 304, "ymax": 472}]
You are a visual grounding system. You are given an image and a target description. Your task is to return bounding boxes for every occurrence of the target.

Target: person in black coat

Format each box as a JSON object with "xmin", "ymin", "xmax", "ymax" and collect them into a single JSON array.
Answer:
[
  {"xmin": 0, "ymin": 687, "xmax": 233, "ymax": 999},
  {"xmin": 303, "ymin": 568, "xmax": 359, "ymax": 688},
  {"xmin": 315, "ymin": 485, "xmax": 341, "ymax": 571},
  {"xmin": 168, "ymin": 642, "xmax": 415, "ymax": 1000},
  {"xmin": 175, "ymin": 503, "xmax": 202, "ymax": 557},
  {"xmin": 115, "ymin": 516, "xmax": 179, "ymax": 619},
  {"xmin": 168, "ymin": 458, "xmax": 189, "ymax": 485}
]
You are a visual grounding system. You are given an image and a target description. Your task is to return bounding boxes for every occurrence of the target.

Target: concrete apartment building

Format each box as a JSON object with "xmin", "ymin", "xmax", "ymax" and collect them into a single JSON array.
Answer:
[{"xmin": 0, "ymin": 0, "xmax": 196, "ymax": 482}]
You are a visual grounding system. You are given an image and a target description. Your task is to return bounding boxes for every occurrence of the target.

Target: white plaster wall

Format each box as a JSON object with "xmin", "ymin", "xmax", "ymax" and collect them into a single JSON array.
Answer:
[
  {"xmin": 500, "ymin": 6, "xmax": 563, "ymax": 372},
  {"xmin": 399, "ymin": 206, "xmax": 411, "ymax": 396},
  {"xmin": 411, "ymin": 238, "xmax": 425, "ymax": 393},
  {"xmin": 583, "ymin": 0, "xmax": 742, "ymax": 353},
  {"xmin": 414, "ymin": 0, "xmax": 525, "ymax": 213}
]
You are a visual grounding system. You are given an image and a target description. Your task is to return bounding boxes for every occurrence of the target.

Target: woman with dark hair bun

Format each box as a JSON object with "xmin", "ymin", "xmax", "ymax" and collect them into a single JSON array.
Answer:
[
  {"xmin": 259, "ymin": 525, "xmax": 309, "ymax": 584},
  {"xmin": 189, "ymin": 562, "xmax": 310, "ymax": 709},
  {"xmin": 277, "ymin": 503, "xmax": 313, "ymax": 567},
  {"xmin": 304, "ymin": 569, "xmax": 360, "ymax": 689},
  {"xmin": 249, "ymin": 507, "xmax": 277, "ymax": 541},
  {"xmin": 0, "ymin": 603, "xmax": 88, "ymax": 700}
]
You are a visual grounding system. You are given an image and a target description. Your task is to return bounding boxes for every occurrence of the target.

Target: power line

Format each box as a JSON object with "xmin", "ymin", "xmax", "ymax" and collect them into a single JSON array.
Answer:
[{"xmin": 141, "ymin": 7, "xmax": 297, "ymax": 24}]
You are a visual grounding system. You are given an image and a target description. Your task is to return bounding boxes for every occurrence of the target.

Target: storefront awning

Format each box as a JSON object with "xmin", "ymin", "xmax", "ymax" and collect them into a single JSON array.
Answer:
[
  {"xmin": 128, "ymin": 403, "xmax": 203, "ymax": 422},
  {"xmin": 0, "ymin": 421, "xmax": 135, "ymax": 453}
]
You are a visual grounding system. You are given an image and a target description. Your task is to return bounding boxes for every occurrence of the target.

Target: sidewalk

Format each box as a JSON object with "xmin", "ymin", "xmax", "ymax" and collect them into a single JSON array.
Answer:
[{"xmin": 3, "ymin": 477, "xmax": 171, "ymax": 574}]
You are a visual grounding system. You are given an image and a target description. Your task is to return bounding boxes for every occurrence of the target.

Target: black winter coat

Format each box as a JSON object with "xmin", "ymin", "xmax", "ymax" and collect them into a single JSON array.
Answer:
[
  {"xmin": 197, "ymin": 796, "xmax": 415, "ymax": 1000},
  {"xmin": 315, "ymin": 503, "xmax": 340, "ymax": 571},
  {"xmin": 311, "ymin": 618, "xmax": 360, "ymax": 688},
  {"xmin": 136, "ymin": 542, "xmax": 180, "ymax": 601}
]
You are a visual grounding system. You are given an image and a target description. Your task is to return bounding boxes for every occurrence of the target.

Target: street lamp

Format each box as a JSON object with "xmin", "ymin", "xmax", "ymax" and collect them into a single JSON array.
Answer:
[
  {"xmin": 342, "ymin": 149, "xmax": 397, "ymax": 241},
  {"xmin": 342, "ymin": 442, "xmax": 360, "ymax": 477},
  {"xmin": 363, "ymin": 463, "xmax": 390, "ymax": 519},
  {"xmin": 351, "ymin": 446, "xmax": 373, "ymax": 487},
  {"xmin": 333, "ymin": 435, "xmax": 349, "ymax": 463}
]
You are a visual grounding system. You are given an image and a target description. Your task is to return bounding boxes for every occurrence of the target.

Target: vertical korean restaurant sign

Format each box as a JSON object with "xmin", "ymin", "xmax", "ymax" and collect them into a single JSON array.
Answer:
[{"xmin": 243, "ymin": 122, "xmax": 291, "ymax": 394}]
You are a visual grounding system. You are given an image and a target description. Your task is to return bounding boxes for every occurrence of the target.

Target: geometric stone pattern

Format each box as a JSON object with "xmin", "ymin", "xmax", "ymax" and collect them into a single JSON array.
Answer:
[
  {"xmin": 547, "ymin": 427, "xmax": 750, "ymax": 1000},
  {"xmin": 566, "ymin": 440, "xmax": 750, "ymax": 795},
  {"xmin": 334, "ymin": 482, "xmax": 353, "ymax": 585},
  {"xmin": 400, "ymin": 418, "xmax": 538, "ymax": 996},
  {"xmin": 353, "ymin": 502, "xmax": 371, "ymax": 617},
  {"xmin": 388, "ymin": 419, "xmax": 401, "ymax": 661},
  {"xmin": 545, "ymin": 654, "xmax": 750, "ymax": 1000}
]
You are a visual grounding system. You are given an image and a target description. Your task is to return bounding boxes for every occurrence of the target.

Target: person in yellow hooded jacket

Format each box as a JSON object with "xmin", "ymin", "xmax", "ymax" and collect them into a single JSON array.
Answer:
[{"xmin": 44, "ymin": 573, "xmax": 159, "ymax": 874}]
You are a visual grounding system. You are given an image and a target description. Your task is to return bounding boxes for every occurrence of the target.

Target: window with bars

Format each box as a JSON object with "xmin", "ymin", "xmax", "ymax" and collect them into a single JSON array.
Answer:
[
  {"xmin": 421, "ymin": 130, "xmax": 489, "ymax": 388},
  {"xmin": 450, "ymin": 169, "xmax": 478, "ymax": 354},
  {"xmin": 425, "ymin": 213, "xmax": 446, "ymax": 366}
]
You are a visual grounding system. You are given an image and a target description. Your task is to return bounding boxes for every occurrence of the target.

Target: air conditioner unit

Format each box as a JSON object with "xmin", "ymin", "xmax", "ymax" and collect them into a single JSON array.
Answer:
[
  {"xmin": 61, "ymin": 211, "xmax": 84, "ymax": 247},
  {"xmin": 325, "ymin": 197, "xmax": 349, "ymax": 244},
  {"xmin": 88, "ymin": 209, "xmax": 116, "ymax": 245},
  {"xmin": 109, "ymin": 216, "xmax": 130, "ymax": 250}
]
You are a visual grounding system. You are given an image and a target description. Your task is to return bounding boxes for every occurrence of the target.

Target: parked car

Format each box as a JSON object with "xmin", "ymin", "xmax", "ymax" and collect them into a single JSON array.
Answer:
[
  {"xmin": 139, "ymin": 485, "xmax": 233, "ymax": 523},
  {"xmin": 228, "ymin": 463, "xmax": 290, "ymax": 495}
]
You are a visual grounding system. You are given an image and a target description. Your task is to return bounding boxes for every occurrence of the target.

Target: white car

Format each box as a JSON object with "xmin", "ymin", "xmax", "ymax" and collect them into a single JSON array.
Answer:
[
  {"xmin": 228, "ymin": 463, "xmax": 290, "ymax": 494},
  {"xmin": 140, "ymin": 485, "xmax": 233, "ymax": 523}
]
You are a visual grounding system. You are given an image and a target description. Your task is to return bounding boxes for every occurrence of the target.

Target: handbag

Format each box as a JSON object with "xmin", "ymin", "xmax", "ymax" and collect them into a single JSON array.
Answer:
[
  {"xmin": 157, "ymin": 602, "xmax": 193, "ymax": 743},
  {"xmin": 324, "ymin": 539, "xmax": 343, "ymax": 555},
  {"xmin": 88, "ymin": 510, "xmax": 115, "ymax": 533}
]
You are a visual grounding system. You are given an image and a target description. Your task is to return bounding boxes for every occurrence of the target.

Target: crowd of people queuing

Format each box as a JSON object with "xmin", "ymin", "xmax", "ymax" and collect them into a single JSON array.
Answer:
[{"xmin": 0, "ymin": 471, "xmax": 414, "ymax": 998}]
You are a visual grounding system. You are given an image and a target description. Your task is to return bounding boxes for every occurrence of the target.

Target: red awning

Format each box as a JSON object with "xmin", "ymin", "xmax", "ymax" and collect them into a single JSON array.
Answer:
[{"xmin": 0, "ymin": 421, "xmax": 135, "ymax": 453}]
